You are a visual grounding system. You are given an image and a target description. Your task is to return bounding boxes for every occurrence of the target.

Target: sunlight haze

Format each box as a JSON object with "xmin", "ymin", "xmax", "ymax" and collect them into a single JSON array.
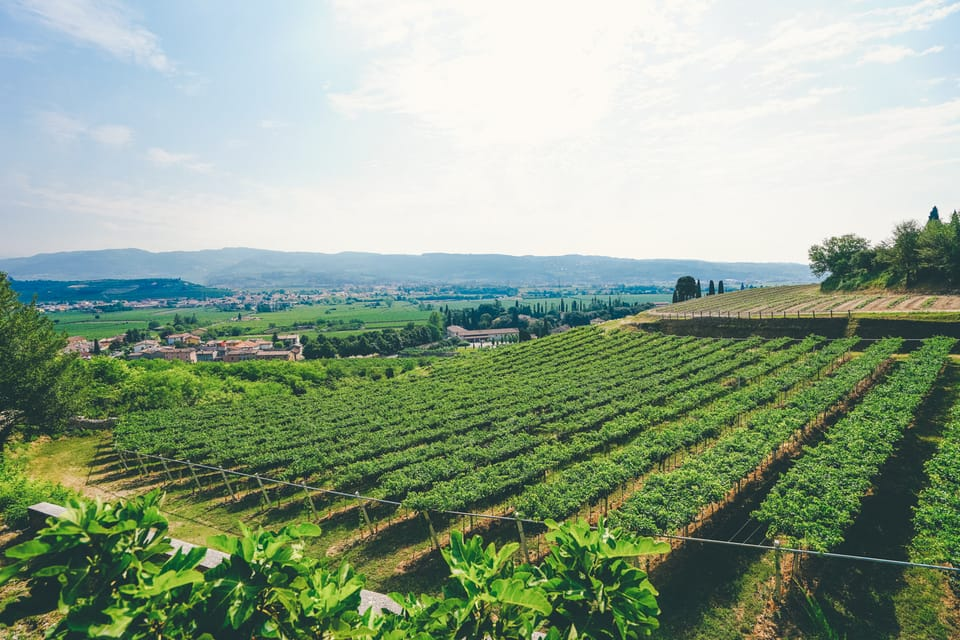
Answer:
[{"xmin": 0, "ymin": 0, "xmax": 958, "ymax": 261}]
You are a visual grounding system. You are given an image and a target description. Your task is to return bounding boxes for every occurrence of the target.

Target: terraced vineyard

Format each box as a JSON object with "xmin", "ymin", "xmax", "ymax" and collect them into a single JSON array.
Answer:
[
  {"xmin": 108, "ymin": 325, "xmax": 959, "ymax": 633},
  {"xmin": 649, "ymin": 283, "xmax": 960, "ymax": 315}
]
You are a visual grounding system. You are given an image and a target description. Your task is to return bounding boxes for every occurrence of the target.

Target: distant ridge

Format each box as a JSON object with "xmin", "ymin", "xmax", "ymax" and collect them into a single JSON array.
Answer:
[
  {"xmin": 0, "ymin": 248, "xmax": 816, "ymax": 289},
  {"xmin": 9, "ymin": 278, "xmax": 229, "ymax": 304}
]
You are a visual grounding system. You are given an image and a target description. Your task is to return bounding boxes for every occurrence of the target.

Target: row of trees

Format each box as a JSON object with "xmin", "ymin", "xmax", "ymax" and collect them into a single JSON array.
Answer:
[
  {"xmin": 809, "ymin": 206, "xmax": 960, "ymax": 290},
  {"xmin": 301, "ymin": 323, "xmax": 443, "ymax": 359},
  {"xmin": 671, "ymin": 277, "xmax": 729, "ymax": 302},
  {"xmin": 443, "ymin": 298, "xmax": 654, "ymax": 333}
]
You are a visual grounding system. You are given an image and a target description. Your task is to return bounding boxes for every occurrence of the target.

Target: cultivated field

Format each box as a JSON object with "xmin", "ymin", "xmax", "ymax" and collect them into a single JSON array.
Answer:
[
  {"xmin": 649, "ymin": 283, "xmax": 960, "ymax": 316},
  {"xmin": 25, "ymin": 324, "xmax": 959, "ymax": 637},
  {"xmin": 45, "ymin": 293, "xmax": 671, "ymax": 339}
]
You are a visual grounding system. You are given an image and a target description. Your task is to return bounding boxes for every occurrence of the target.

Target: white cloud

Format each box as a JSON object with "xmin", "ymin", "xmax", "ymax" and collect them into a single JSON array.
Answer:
[
  {"xmin": 858, "ymin": 44, "xmax": 944, "ymax": 64},
  {"xmin": 89, "ymin": 124, "xmax": 132, "ymax": 146},
  {"xmin": 329, "ymin": 1, "xmax": 713, "ymax": 147},
  {"xmin": 0, "ymin": 35, "xmax": 42, "ymax": 59},
  {"xmin": 12, "ymin": 0, "xmax": 173, "ymax": 72},
  {"xmin": 174, "ymin": 70, "xmax": 208, "ymax": 96},
  {"xmin": 759, "ymin": 0, "xmax": 959, "ymax": 75},
  {"xmin": 35, "ymin": 110, "xmax": 86, "ymax": 140},
  {"xmin": 147, "ymin": 147, "xmax": 213, "ymax": 173},
  {"xmin": 34, "ymin": 110, "xmax": 131, "ymax": 146}
]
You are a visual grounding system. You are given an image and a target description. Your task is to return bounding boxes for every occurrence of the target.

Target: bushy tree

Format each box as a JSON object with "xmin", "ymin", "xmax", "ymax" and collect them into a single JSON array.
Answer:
[
  {"xmin": 808, "ymin": 234, "xmax": 873, "ymax": 279},
  {"xmin": 672, "ymin": 276, "xmax": 699, "ymax": 303},
  {"xmin": 0, "ymin": 273, "xmax": 75, "ymax": 431}
]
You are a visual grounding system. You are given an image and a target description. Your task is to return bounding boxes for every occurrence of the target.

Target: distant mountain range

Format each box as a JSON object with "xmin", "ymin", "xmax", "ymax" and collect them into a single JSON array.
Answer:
[
  {"xmin": 9, "ymin": 278, "xmax": 229, "ymax": 304},
  {"xmin": 0, "ymin": 248, "xmax": 817, "ymax": 289}
]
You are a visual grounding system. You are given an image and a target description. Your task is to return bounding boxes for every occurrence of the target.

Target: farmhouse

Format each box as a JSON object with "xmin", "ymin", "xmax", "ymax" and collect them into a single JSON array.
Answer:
[{"xmin": 446, "ymin": 325, "xmax": 520, "ymax": 345}]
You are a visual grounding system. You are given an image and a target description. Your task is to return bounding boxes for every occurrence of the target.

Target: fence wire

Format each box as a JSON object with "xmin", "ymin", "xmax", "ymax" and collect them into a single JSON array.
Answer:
[{"xmin": 116, "ymin": 448, "xmax": 959, "ymax": 575}]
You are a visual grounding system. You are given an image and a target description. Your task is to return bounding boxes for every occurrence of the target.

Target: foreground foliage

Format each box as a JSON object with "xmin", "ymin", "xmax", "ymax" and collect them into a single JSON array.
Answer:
[
  {"xmin": 0, "ymin": 491, "xmax": 669, "ymax": 639},
  {"xmin": 0, "ymin": 272, "xmax": 75, "ymax": 430}
]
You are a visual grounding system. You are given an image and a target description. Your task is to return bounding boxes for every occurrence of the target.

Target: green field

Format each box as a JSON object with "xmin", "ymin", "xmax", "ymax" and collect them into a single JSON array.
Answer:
[
  {"xmin": 44, "ymin": 300, "xmax": 432, "ymax": 339},
  {"xmin": 46, "ymin": 294, "xmax": 673, "ymax": 339}
]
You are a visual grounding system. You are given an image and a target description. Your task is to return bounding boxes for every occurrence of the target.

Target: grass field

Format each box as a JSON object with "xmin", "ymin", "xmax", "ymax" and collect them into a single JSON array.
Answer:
[
  {"xmin": 45, "ymin": 301, "xmax": 432, "ymax": 339},
  {"xmin": 46, "ymin": 294, "xmax": 673, "ymax": 339}
]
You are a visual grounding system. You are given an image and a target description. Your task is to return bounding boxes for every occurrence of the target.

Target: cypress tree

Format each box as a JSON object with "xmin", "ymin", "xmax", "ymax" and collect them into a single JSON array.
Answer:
[
  {"xmin": 707, "ymin": 280, "xmax": 716, "ymax": 296},
  {"xmin": 718, "ymin": 280, "xmax": 724, "ymax": 294},
  {"xmin": 696, "ymin": 280, "xmax": 702, "ymax": 298}
]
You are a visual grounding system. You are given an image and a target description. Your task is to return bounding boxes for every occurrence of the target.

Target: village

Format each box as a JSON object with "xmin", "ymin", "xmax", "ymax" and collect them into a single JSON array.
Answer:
[{"xmin": 64, "ymin": 332, "xmax": 303, "ymax": 363}]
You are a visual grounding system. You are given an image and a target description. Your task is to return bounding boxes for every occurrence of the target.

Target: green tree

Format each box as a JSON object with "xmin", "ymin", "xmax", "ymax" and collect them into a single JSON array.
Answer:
[
  {"xmin": 808, "ymin": 234, "xmax": 873, "ymax": 279},
  {"xmin": 672, "ymin": 276, "xmax": 699, "ymax": 303},
  {"xmin": 302, "ymin": 335, "xmax": 338, "ymax": 359},
  {"xmin": 885, "ymin": 222, "xmax": 922, "ymax": 287},
  {"xmin": 707, "ymin": 280, "xmax": 716, "ymax": 296},
  {"xmin": 717, "ymin": 280, "xmax": 724, "ymax": 294},
  {"xmin": 0, "ymin": 273, "xmax": 75, "ymax": 432}
]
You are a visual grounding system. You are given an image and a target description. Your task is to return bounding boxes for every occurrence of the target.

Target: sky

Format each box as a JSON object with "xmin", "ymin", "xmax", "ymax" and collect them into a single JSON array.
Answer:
[{"xmin": 0, "ymin": 0, "xmax": 958, "ymax": 263}]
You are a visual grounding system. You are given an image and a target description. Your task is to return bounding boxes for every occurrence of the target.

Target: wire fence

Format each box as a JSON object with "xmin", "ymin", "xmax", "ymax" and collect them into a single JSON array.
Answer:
[{"xmin": 114, "ymin": 448, "xmax": 959, "ymax": 576}]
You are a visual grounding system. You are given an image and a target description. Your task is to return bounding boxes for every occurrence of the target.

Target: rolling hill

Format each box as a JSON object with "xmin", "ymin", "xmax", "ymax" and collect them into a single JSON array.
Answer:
[{"xmin": 0, "ymin": 248, "xmax": 817, "ymax": 289}]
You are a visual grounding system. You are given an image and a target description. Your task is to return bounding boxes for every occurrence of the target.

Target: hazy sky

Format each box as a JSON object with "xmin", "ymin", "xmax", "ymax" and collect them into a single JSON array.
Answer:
[{"xmin": 1, "ymin": 1, "xmax": 958, "ymax": 262}]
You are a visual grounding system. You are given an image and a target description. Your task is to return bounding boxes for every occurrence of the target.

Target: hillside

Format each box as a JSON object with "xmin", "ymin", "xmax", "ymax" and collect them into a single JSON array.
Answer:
[
  {"xmin": 9, "ymin": 278, "xmax": 229, "ymax": 304},
  {"xmin": 19, "ymin": 326, "xmax": 960, "ymax": 638},
  {"xmin": 0, "ymin": 248, "xmax": 816, "ymax": 289},
  {"xmin": 648, "ymin": 284, "xmax": 960, "ymax": 316}
]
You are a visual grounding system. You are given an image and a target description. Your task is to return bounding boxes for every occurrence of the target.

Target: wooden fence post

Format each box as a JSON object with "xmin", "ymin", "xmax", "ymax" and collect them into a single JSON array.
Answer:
[
  {"xmin": 774, "ymin": 539, "xmax": 783, "ymax": 601},
  {"xmin": 515, "ymin": 514, "xmax": 530, "ymax": 564},
  {"xmin": 302, "ymin": 484, "xmax": 316, "ymax": 517},
  {"xmin": 254, "ymin": 474, "xmax": 272, "ymax": 508},
  {"xmin": 219, "ymin": 468, "xmax": 238, "ymax": 502},
  {"xmin": 356, "ymin": 492, "xmax": 373, "ymax": 536},
  {"xmin": 422, "ymin": 512, "xmax": 441, "ymax": 552},
  {"xmin": 160, "ymin": 458, "xmax": 175, "ymax": 485},
  {"xmin": 188, "ymin": 463, "xmax": 204, "ymax": 493}
]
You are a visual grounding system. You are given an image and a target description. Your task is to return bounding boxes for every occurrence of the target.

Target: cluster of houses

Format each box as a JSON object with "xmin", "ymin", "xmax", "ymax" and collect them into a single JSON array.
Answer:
[{"xmin": 65, "ymin": 333, "xmax": 302, "ymax": 363}]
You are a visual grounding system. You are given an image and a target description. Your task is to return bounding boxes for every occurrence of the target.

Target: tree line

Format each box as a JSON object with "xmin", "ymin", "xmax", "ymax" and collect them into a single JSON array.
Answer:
[
  {"xmin": 809, "ymin": 206, "xmax": 960, "ymax": 290},
  {"xmin": 301, "ymin": 322, "xmax": 444, "ymax": 359},
  {"xmin": 671, "ymin": 276, "xmax": 732, "ymax": 302},
  {"xmin": 442, "ymin": 298, "xmax": 654, "ymax": 339}
]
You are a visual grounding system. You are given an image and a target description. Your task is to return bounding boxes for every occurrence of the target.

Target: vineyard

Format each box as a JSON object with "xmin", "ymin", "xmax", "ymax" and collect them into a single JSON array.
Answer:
[
  {"xmin": 649, "ymin": 283, "xmax": 960, "ymax": 315},
  {"xmin": 80, "ymin": 324, "xmax": 960, "ymax": 636}
]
